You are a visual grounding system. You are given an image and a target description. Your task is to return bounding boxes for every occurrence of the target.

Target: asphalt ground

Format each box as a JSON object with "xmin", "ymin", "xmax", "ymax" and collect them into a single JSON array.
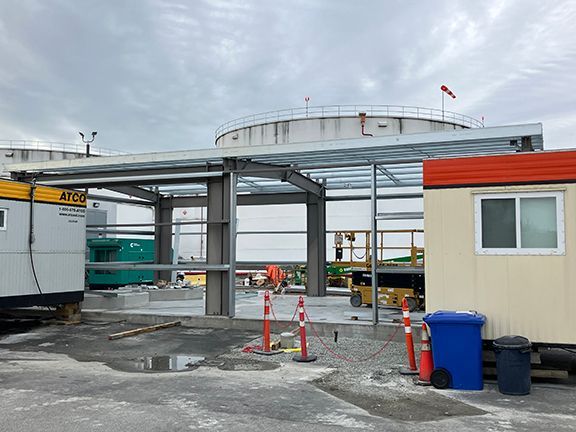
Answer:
[{"xmin": 0, "ymin": 319, "xmax": 575, "ymax": 431}]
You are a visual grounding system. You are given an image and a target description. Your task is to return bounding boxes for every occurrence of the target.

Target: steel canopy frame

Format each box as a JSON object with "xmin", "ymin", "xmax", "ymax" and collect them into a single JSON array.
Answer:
[{"xmin": 7, "ymin": 123, "xmax": 544, "ymax": 320}]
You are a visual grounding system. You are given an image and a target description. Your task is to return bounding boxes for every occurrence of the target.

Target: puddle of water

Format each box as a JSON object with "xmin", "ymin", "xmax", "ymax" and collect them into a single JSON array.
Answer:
[{"xmin": 135, "ymin": 355, "xmax": 205, "ymax": 372}]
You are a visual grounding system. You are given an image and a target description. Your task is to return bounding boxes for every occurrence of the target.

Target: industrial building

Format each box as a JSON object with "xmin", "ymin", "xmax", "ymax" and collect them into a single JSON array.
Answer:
[{"xmin": 6, "ymin": 107, "xmax": 543, "ymax": 324}]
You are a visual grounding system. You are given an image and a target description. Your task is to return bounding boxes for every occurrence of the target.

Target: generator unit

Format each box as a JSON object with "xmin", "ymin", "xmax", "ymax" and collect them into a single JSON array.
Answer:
[
  {"xmin": 0, "ymin": 179, "xmax": 86, "ymax": 308},
  {"xmin": 87, "ymin": 238, "xmax": 154, "ymax": 288}
]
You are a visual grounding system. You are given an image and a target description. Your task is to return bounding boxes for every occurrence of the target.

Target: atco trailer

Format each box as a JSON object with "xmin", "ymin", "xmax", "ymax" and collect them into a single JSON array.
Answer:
[{"xmin": 0, "ymin": 179, "xmax": 86, "ymax": 308}]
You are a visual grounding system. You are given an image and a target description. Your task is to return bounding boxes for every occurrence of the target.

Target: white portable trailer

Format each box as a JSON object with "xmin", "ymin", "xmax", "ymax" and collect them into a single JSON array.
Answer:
[{"xmin": 0, "ymin": 179, "xmax": 86, "ymax": 308}]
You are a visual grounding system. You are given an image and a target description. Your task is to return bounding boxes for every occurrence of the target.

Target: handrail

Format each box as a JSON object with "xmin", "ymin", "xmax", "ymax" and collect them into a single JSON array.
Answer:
[
  {"xmin": 0, "ymin": 139, "xmax": 125, "ymax": 156},
  {"xmin": 332, "ymin": 229, "xmax": 425, "ymax": 268},
  {"xmin": 215, "ymin": 104, "xmax": 484, "ymax": 141}
]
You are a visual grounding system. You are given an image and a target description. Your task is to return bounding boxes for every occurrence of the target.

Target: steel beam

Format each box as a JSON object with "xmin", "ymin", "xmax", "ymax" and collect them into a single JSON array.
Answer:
[
  {"xmin": 85, "ymin": 263, "xmax": 229, "ymax": 271},
  {"xmin": 88, "ymin": 193, "xmax": 153, "ymax": 207},
  {"xmin": 325, "ymin": 192, "xmax": 423, "ymax": 201},
  {"xmin": 376, "ymin": 212, "xmax": 424, "ymax": 220},
  {"xmin": 87, "ymin": 228, "xmax": 154, "ymax": 236},
  {"xmin": 232, "ymin": 160, "xmax": 323, "ymax": 196},
  {"xmin": 171, "ymin": 192, "xmax": 307, "ymax": 208},
  {"xmin": 40, "ymin": 171, "xmax": 221, "ymax": 188},
  {"xmin": 154, "ymin": 197, "xmax": 173, "ymax": 281},
  {"xmin": 306, "ymin": 192, "xmax": 326, "ymax": 296},
  {"xmin": 28, "ymin": 165, "xmax": 213, "ymax": 185},
  {"xmin": 106, "ymin": 186, "xmax": 157, "ymax": 202}
]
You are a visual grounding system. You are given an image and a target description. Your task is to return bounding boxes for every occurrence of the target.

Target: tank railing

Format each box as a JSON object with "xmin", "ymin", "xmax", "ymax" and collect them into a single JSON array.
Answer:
[
  {"xmin": 215, "ymin": 104, "xmax": 484, "ymax": 141},
  {"xmin": 0, "ymin": 139, "xmax": 125, "ymax": 156}
]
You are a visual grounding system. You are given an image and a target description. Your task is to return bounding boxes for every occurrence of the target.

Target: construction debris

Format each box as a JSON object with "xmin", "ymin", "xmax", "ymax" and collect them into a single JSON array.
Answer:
[{"xmin": 107, "ymin": 321, "xmax": 181, "ymax": 340}]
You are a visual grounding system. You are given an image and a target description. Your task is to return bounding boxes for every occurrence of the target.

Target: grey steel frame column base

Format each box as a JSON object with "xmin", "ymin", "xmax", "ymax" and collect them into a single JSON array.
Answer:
[
  {"xmin": 306, "ymin": 192, "xmax": 327, "ymax": 297},
  {"xmin": 154, "ymin": 197, "xmax": 173, "ymax": 282}
]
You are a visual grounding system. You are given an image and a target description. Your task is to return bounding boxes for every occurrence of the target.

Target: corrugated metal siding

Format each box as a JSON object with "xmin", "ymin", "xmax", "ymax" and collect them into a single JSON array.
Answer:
[
  {"xmin": 424, "ymin": 150, "xmax": 576, "ymax": 188},
  {"xmin": 0, "ymin": 199, "xmax": 85, "ymax": 298},
  {"xmin": 424, "ymin": 184, "xmax": 576, "ymax": 345}
]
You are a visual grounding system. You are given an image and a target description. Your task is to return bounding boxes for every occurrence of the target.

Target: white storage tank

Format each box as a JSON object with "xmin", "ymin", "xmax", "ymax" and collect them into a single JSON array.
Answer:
[
  {"xmin": 215, "ymin": 105, "xmax": 483, "ymax": 148},
  {"xmin": 0, "ymin": 140, "xmax": 122, "ymax": 177}
]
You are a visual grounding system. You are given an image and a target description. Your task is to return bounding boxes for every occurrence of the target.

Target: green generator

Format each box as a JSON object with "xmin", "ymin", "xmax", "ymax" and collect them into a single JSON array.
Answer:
[{"xmin": 87, "ymin": 238, "xmax": 154, "ymax": 288}]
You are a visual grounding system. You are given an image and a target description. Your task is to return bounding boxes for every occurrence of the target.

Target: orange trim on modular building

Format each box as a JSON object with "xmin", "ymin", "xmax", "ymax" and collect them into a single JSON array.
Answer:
[{"xmin": 423, "ymin": 150, "xmax": 576, "ymax": 189}]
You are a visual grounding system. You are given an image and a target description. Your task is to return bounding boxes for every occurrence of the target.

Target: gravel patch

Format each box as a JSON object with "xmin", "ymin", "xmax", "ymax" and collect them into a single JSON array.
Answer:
[{"xmin": 222, "ymin": 333, "xmax": 486, "ymax": 422}]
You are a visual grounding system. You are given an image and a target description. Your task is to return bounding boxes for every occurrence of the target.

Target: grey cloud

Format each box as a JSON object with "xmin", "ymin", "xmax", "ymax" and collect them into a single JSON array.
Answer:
[{"xmin": 0, "ymin": 0, "xmax": 574, "ymax": 151}]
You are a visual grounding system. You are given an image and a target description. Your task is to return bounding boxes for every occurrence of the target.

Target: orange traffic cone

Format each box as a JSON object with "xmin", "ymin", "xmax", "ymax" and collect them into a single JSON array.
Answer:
[{"xmin": 416, "ymin": 323, "xmax": 434, "ymax": 386}]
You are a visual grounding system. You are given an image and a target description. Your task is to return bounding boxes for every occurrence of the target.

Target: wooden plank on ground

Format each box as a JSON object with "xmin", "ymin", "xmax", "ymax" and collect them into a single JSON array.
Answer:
[{"xmin": 108, "ymin": 321, "xmax": 181, "ymax": 340}]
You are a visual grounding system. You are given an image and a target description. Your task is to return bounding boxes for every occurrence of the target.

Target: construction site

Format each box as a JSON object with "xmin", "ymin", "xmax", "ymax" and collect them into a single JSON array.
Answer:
[{"xmin": 1, "ymin": 102, "xmax": 576, "ymax": 431}]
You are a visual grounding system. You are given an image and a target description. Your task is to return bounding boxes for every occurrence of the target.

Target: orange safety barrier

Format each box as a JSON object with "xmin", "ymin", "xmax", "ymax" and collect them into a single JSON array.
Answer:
[
  {"xmin": 292, "ymin": 296, "xmax": 317, "ymax": 363},
  {"xmin": 416, "ymin": 323, "xmax": 434, "ymax": 385},
  {"xmin": 399, "ymin": 297, "xmax": 419, "ymax": 375}
]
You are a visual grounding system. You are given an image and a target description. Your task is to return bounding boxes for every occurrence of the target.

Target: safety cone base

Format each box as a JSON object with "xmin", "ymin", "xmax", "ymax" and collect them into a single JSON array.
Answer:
[
  {"xmin": 399, "ymin": 366, "xmax": 419, "ymax": 375},
  {"xmin": 292, "ymin": 354, "xmax": 317, "ymax": 363},
  {"xmin": 253, "ymin": 349, "xmax": 283, "ymax": 356},
  {"xmin": 414, "ymin": 377, "xmax": 432, "ymax": 386}
]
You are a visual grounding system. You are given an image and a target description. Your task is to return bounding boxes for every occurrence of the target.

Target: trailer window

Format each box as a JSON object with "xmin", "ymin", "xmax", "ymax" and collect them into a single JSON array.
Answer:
[
  {"xmin": 0, "ymin": 209, "xmax": 6, "ymax": 230},
  {"xmin": 475, "ymin": 191, "xmax": 565, "ymax": 255}
]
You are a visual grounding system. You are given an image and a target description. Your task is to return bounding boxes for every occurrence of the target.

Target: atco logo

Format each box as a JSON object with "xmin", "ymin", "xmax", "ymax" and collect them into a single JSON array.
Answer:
[{"xmin": 59, "ymin": 191, "xmax": 86, "ymax": 204}]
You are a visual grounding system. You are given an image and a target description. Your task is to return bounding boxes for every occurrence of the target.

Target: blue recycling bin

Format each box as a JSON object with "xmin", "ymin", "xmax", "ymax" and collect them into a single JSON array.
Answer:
[{"xmin": 423, "ymin": 311, "xmax": 486, "ymax": 390}]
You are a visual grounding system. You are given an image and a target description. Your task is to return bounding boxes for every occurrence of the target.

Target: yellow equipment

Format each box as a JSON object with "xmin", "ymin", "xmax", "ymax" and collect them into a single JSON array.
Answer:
[
  {"xmin": 349, "ymin": 270, "xmax": 424, "ymax": 312},
  {"xmin": 350, "ymin": 285, "xmax": 420, "ymax": 312}
]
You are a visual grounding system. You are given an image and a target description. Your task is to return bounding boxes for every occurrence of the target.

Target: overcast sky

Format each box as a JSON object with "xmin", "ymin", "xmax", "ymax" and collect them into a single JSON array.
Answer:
[{"xmin": 0, "ymin": 0, "xmax": 575, "ymax": 152}]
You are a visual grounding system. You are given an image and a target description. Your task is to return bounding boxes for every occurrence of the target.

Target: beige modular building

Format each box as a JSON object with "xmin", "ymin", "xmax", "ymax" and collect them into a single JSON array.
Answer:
[{"xmin": 424, "ymin": 150, "xmax": 576, "ymax": 346}]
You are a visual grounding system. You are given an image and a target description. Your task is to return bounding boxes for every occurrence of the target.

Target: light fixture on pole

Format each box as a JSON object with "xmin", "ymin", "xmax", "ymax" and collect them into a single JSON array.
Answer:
[
  {"xmin": 79, "ymin": 131, "xmax": 97, "ymax": 157},
  {"xmin": 440, "ymin": 85, "xmax": 456, "ymax": 121},
  {"xmin": 304, "ymin": 96, "xmax": 310, "ymax": 118}
]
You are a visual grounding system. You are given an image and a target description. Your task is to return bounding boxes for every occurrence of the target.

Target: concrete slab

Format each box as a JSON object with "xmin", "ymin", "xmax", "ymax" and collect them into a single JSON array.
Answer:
[
  {"xmin": 82, "ymin": 291, "xmax": 149, "ymax": 310},
  {"xmin": 82, "ymin": 290, "xmax": 424, "ymax": 342},
  {"xmin": 146, "ymin": 287, "xmax": 203, "ymax": 301}
]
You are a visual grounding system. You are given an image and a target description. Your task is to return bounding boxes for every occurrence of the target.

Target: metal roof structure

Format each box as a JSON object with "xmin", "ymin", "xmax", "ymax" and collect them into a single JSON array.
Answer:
[
  {"xmin": 9, "ymin": 123, "xmax": 543, "ymax": 197},
  {"xmin": 6, "ymin": 122, "xmax": 544, "ymax": 321}
]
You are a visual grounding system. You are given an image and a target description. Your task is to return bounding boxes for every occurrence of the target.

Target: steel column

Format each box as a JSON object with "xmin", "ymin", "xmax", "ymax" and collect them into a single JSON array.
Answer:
[
  {"xmin": 228, "ymin": 173, "xmax": 237, "ymax": 316},
  {"xmin": 206, "ymin": 172, "xmax": 236, "ymax": 316},
  {"xmin": 371, "ymin": 164, "xmax": 379, "ymax": 325},
  {"xmin": 154, "ymin": 197, "xmax": 173, "ymax": 281},
  {"xmin": 306, "ymin": 192, "xmax": 326, "ymax": 296}
]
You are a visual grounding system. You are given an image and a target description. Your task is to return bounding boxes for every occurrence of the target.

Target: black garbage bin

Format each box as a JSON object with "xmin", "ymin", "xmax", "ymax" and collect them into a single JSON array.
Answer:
[{"xmin": 493, "ymin": 336, "xmax": 532, "ymax": 395}]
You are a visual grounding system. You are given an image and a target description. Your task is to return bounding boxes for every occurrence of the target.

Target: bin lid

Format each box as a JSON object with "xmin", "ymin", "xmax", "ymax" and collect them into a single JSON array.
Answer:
[
  {"xmin": 493, "ymin": 335, "xmax": 531, "ymax": 350},
  {"xmin": 423, "ymin": 310, "xmax": 486, "ymax": 325}
]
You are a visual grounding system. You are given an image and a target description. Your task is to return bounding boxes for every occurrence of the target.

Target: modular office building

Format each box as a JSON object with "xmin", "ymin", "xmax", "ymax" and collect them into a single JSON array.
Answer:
[
  {"xmin": 0, "ymin": 179, "xmax": 86, "ymax": 308},
  {"xmin": 424, "ymin": 150, "xmax": 576, "ymax": 346}
]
